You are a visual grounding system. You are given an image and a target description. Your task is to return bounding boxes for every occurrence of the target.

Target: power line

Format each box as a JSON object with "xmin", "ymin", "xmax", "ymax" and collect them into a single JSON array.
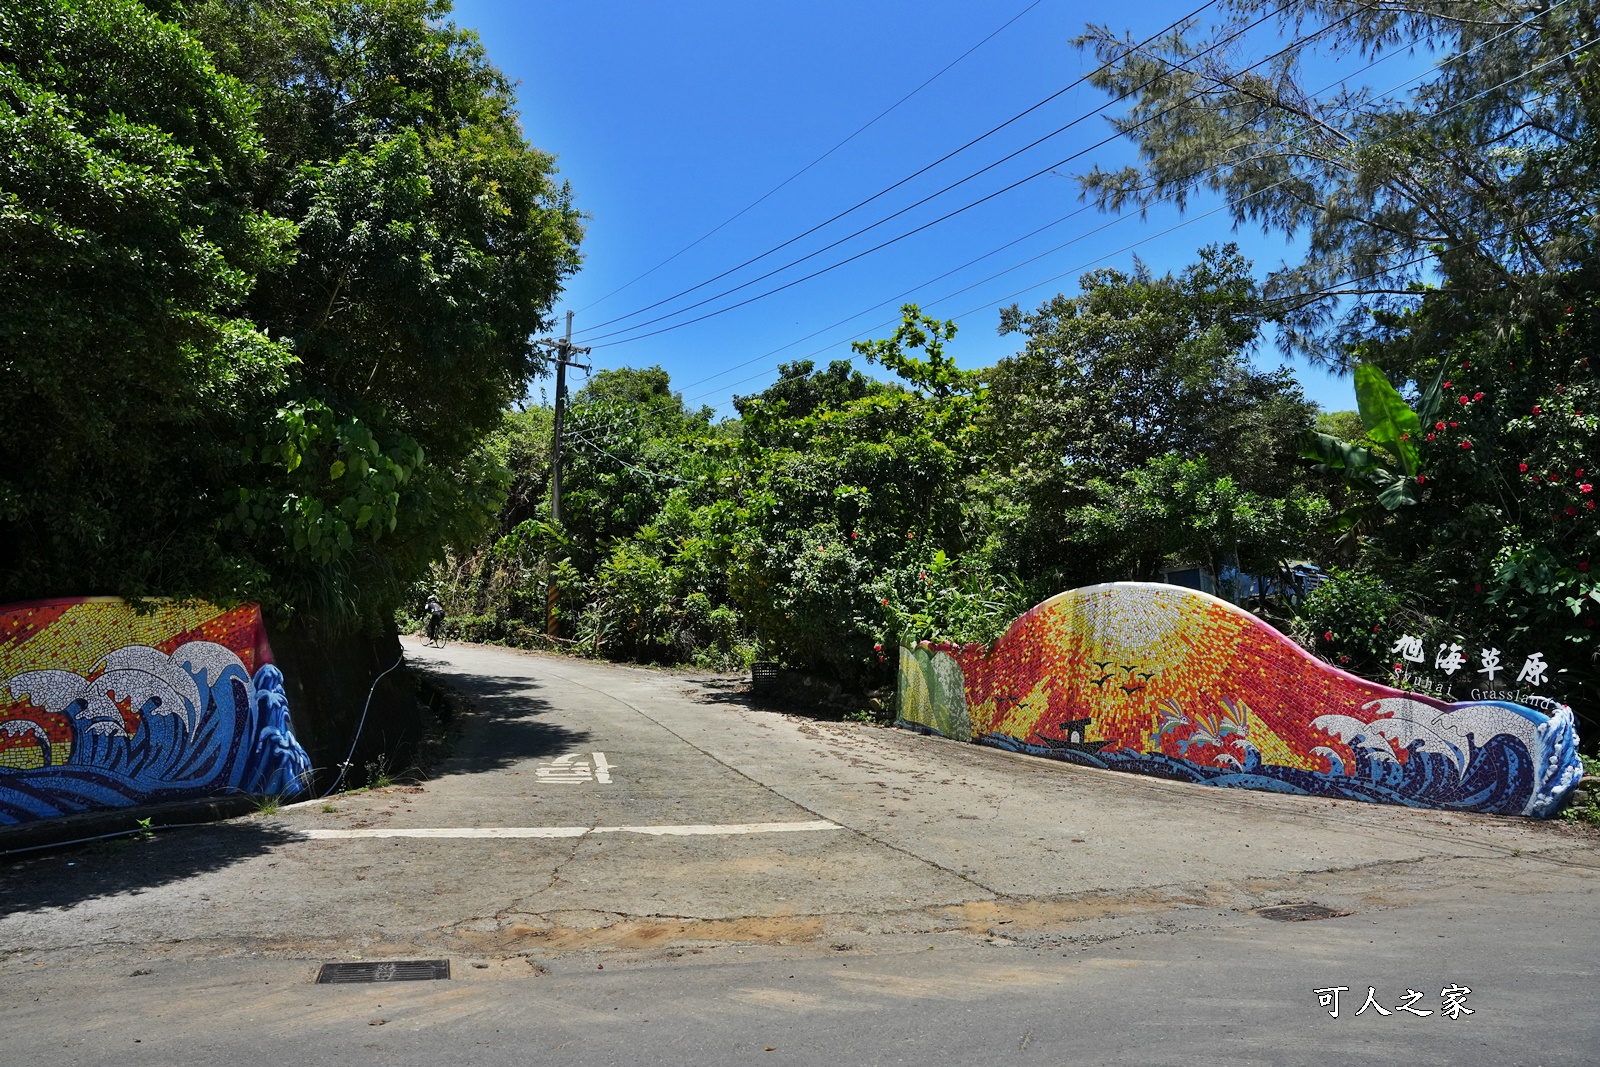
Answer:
[
  {"xmin": 576, "ymin": 0, "xmax": 1050, "ymax": 317},
  {"xmin": 581, "ymin": 2, "xmax": 1347, "ymax": 349},
  {"xmin": 566, "ymin": 9, "xmax": 1579, "ymax": 429},
  {"xmin": 665, "ymin": 45, "xmax": 1584, "ymax": 410},
  {"xmin": 575, "ymin": 0, "xmax": 1225, "ymax": 338},
  {"xmin": 584, "ymin": 0, "xmax": 1569, "ymax": 369}
]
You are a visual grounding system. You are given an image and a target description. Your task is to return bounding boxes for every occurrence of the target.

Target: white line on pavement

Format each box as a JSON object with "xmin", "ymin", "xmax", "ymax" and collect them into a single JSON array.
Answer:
[{"xmin": 297, "ymin": 820, "xmax": 843, "ymax": 840}]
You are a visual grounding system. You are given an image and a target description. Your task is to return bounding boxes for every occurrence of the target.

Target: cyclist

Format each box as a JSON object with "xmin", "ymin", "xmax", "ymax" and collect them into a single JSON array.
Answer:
[{"xmin": 424, "ymin": 594, "xmax": 446, "ymax": 646}]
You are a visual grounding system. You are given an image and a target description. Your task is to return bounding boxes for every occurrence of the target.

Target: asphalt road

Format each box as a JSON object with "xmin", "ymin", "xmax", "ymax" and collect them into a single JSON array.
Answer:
[{"xmin": 2, "ymin": 638, "xmax": 1596, "ymax": 1065}]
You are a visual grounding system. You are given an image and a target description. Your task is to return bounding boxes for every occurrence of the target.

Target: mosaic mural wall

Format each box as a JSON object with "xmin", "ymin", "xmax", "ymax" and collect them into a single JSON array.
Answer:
[
  {"xmin": 898, "ymin": 583, "xmax": 1584, "ymax": 818},
  {"xmin": 0, "ymin": 598, "xmax": 312, "ymax": 825}
]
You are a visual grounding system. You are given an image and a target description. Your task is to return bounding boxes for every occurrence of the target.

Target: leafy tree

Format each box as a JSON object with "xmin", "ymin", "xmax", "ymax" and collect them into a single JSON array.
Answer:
[
  {"xmin": 850, "ymin": 304, "xmax": 981, "ymax": 399},
  {"xmin": 3, "ymin": 0, "xmax": 584, "ymax": 632},
  {"xmin": 1074, "ymin": 0, "xmax": 1597, "ymax": 365},
  {"xmin": 0, "ymin": 0, "xmax": 296, "ymax": 601},
  {"xmin": 1068, "ymin": 453, "xmax": 1331, "ymax": 591},
  {"xmin": 980, "ymin": 244, "xmax": 1317, "ymax": 580},
  {"xmin": 733, "ymin": 358, "xmax": 886, "ymax": 433},
  {"xmin": 186, "ymin": 0, "xmax": 583, "ymax": 627}
]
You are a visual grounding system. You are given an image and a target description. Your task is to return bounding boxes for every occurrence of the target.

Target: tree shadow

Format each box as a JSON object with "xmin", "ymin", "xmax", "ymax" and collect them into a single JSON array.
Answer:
[
  {"xmin": 0, "ymin": 820, "xmax": 304, "ymax": 913},
  {"xmin": 689, "ymin": 674, "xmax": 881, "ymax": 722},
  {"xmin": 402, "ymin": 668, "xmax": 592, "ymax": 777}
]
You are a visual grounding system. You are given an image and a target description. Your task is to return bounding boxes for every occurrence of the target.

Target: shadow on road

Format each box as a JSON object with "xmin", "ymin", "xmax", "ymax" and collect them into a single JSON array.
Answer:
[
  {"xmin": 415, "ymin": 668, "xmax": 593, "ymax": 776},
  {"xmin": 0, "ymin": 821, "xmax": 302, "ymax": 913}
]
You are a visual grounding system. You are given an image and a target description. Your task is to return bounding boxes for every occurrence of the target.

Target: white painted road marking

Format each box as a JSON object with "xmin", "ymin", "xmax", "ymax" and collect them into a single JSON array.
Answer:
[
  {"xmin": 298, "ymin": 820, "xmax": 843, "ymax": 840},
  {"xmin": 534, "ymin": 751, "xmax": 613, "ymax": 784}
]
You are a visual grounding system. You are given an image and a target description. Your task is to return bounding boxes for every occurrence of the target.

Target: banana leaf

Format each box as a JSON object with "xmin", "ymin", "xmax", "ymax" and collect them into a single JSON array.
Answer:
[{"xmin": 1354, "ymin": 364, "xmax": 1422, "ymax": 477}]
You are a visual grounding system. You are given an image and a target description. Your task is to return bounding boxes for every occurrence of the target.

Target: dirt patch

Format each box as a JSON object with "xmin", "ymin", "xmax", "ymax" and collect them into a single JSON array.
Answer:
[{"xmin": 450, "ymin": 914, "xmax": 827, "ymax": 954}]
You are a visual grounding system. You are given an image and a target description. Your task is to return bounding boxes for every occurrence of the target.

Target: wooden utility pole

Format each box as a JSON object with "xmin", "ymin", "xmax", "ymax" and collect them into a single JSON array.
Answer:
[{"xmin": 539, "ymin": 310, "xmax": 590, "ymax": 634}]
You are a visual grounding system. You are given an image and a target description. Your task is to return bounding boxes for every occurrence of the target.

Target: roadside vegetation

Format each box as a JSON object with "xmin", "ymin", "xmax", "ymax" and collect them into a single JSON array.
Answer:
[
  {"xmin": 3, "ymin": 3, "xmax": 1593, "ymax": 759},
  {"xmin": 423, "ymin": 1, "xmax": 1598, "ymax": 752},
  {"xmin": 1, "ymin": 0, "xmax": 582, "ymax": 634}
]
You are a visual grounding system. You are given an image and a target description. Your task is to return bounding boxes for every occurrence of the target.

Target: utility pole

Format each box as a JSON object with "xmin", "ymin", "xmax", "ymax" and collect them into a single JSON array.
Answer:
[
  {"xmin": 536, "ymin": 310, "xmax": 590, "ymax": 635},
  {"xmin": 544, "ymin": 310, "xmax": 592, "ymax": 525}
]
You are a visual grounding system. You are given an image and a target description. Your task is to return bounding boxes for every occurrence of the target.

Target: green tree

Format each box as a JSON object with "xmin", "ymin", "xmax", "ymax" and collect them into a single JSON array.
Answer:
[
  {"xmin": 3, "ymin": 0, "xmax": 584, "ymax": 632},
  {"xmin": 981, "ymin": 244, "xmax": 1317, "ymax": 580},
  {"xmin": 188, "ymin": 0, "xmax": 583, "ymax": 627},
  {"xmin": 1068, "ymin": 453, "xmax": 1331, "ymax": 593},
  {"xmin": 0, "ymin": 0, "xmax": 296, "ymax": 601},
  {"xmin": 1074, "ymin": 0, "xmax": 1596, "ymax": 365}
]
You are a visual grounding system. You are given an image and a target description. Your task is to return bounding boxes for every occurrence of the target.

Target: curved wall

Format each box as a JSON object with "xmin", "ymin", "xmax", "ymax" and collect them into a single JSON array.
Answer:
[
  {"xmin": 897, "ymin": 583, "xmax": 1583, "ymax": 818},
  {"xmin": 0, "ymin": 598, "xmax": 312, "ymax": 824}
]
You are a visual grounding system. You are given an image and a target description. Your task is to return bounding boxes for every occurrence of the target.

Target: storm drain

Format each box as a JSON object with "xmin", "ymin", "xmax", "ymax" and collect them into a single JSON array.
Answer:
[
  {"xmin": 1255, "ymin": 903, "xmax": 1348, "ymax": 922},
  {"xmin": 316, "ymin": 959, "xmax": 451, "ymax": 984}
]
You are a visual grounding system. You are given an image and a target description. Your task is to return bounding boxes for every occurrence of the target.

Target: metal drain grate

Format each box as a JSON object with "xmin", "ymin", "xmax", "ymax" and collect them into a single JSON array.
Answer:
[
  {"xmin": 316, "ymin": 959, "xmax": 451, "ymax": 984},
  {"xmin": 1255, "ymin": 903, "xmax": 1348, "ymax": 922}
]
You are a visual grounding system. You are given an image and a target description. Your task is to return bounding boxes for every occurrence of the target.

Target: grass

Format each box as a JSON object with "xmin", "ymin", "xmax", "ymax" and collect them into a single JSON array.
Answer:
[
  {"xmin": 364, "ymin": 754, "xmax": 396, "ymax": 790},
  {"xmin": 1561, "ymin": 754, "xmax": 1600, "ymax": 827}
]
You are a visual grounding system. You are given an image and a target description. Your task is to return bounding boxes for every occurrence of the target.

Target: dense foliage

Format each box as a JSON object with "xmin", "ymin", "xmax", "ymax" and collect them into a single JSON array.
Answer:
[
  {"xmin": 1073, "ymin": 0, "xmax": 1598, "ymax": 723},
  {"xmin": 432, "ymin": 251, "xmax": 1325, "ymax": 689},
  {"xmin": 434, "ymin": 1, "xmax": 1595, "ymax": 748},
  {"xmin": 1, "ymin": 0, "xmax": 582, "ymax": 630}
]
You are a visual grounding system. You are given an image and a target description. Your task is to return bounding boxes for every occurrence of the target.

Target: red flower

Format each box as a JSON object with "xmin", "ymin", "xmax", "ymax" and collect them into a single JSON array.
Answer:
[
  {"xmin": 1533, "ymin": 405, "xmax": 1542, "ymax": 415},
  {"xmin": 1426, "ymin": 433, "xmax": 1435, "ymax": 441},
  {"xmin": 880, "ymin": 598, "xmax": 889, "ymax": 606},
  {"xmin": 1323, "ymin": 631, "xmax": 1334, "ymax": 642},
  {"xmin": 1577, "ymin": 469, "xmax": 1586, "ymax": 478},
  {"xmin": 1458, "ymin": 395, "xmax": 1470, "ymax": 406},
  {"xmin": 1589, "ymin": 501, "xmax": 1597, "ymax": 510},
  {"xmin": 920, "ymin": 571, "xmax": 928, "ymax": 580},
  {"xmin": 1338, "ymin": 655, "xmax": 1350, "ymax": 663},
  {"xmin": 1400, "ymin": 432, "xmax": 1409, "ymax": 440},
  {"xmin": 1450, "ymin": 421, "xmax": 1458, "ymax": 427},
  {"xmin": 1582, "ymin": 484, "xmax": 1594, "ymax": 494},
  {"xmin": 1416, "ymin": 474, "xmax": 1427, "ymax": 484},
  {"xmin": 1462, "ymin": 361, "xmax": 1471, "ymax": 369},
  {"xmin": 1473, "ymin": 392, "xmax": 1484, "ymax": 401},
  {"xmin": 1372, "ymin": 623, "xmax": 1381, "ymax": 632},
  {"xmin": 851, "ymin": 531, "xmax": 859, "ymax": 539},
  {"xmin": 1519, "ymin": 462, "xmax": 1529, "ymax": 472},
  {"xmin": 1435, "ymin": 421, "xmax": 1447, "ymax": 431},
  {"xmin": 873, "ymin": 643, "xmax": 882, "ymax": 651},
  {"xmin": 1551, "ymin": 474, "xmax": 1561, "ymax": 482},
  {"xmin": 1444, "ymin": 381, "xmax": 1453, "ymax": 389},
  {"xmin": 1580, "ymin": 562, "xmax": 1591, "ymax": 572},
  {"xmin": 1460, "ymin": 440, "xmax": 1472, "ymax": 449},
  {"xmin": 1567, "ymin": 507, "xmax": 1579, "ymax": 516}
]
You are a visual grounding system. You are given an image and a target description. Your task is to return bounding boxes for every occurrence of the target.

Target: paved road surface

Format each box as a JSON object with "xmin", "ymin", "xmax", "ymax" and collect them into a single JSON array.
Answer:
[{"xmin": 2, "ymin": 639, "xmax": 1596, "ymax": 1065}]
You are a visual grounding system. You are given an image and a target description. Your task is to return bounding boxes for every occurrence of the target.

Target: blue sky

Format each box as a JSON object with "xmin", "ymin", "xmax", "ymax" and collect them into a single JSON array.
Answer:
[{"xmin": 452, "ymin": 0, "xmax": 1370, "ymax": 415}]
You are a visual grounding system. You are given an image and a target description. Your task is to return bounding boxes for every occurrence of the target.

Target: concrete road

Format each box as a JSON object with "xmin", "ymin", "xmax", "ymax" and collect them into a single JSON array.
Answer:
[{"xmin": 1, "ymin": 638, "xmax": 1596, "ymax": 1065}]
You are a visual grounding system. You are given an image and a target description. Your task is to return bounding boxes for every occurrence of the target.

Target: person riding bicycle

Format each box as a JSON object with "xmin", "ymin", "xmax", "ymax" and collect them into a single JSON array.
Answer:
[{"xmin": 424, "ymin": 594, "xmax": 446, "ymax": 644}]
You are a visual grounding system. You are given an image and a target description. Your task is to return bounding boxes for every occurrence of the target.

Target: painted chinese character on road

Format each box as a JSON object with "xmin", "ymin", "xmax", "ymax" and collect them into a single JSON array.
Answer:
[{"xmin": 534, "ymin": 752, "xmax": 614, "ymax": 784}]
